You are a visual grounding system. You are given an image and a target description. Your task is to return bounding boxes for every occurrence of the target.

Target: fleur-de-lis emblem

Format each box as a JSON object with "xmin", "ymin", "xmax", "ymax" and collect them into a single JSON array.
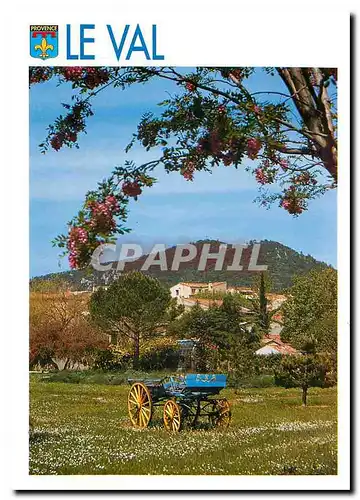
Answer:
[{"xmin": 34, "ymin": 36, "xmax": 53, "ymax": 59}]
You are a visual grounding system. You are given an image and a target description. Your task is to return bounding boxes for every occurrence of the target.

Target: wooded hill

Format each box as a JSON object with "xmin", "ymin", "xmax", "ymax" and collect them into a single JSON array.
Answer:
[{"xmin": 30, "ymin": 240, "xmax": 332, "ymax": 293}]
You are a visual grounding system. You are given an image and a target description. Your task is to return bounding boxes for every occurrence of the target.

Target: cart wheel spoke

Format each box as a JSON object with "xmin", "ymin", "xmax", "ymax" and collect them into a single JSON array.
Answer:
[
  {"xmin": 128, "ymin": 382, "xmax": 153, "ymax": 428},
  {"xmin": 163, "ymin": 400, "xmax": 182, "ymax": 432},
  {"xmin": 141, "ymin": 408, "xmax": 150, "ymax": 420},
  {"xmin": 209, "ymin": 398, "xmax": 231, "ymax": 428}
]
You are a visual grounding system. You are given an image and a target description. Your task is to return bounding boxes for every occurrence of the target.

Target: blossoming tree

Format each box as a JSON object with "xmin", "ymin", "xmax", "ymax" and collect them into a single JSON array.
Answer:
[{"xmin": 30, "ymin": 67, "xmax": 337, "ymax": 269}]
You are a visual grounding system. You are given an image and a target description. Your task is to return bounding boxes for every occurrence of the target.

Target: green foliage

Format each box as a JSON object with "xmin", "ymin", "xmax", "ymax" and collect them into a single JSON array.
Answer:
[
  {"xmin": 281, "ymin": 268, "xmax": 337, "ymax": 353},
  {"xmin": 138, "ymin": 338, "xmax": 180, "ymax": 371},
  {"xmin": 39, "ymin": 369, "xmax": 276, "ymax": 389},
  {"xmin": 250, "ymin": 272, "xmax": 271, "ymax": 335},
  {"xmin": 171, "ymin": 296, "xmax": 251, "ymax": 347},
  {"xmin": 89, "ymin": 272, "xmax": 171, "ymax": 366},
  {"xmin": 29, "ymin": 276, "xmax": 71, "ymax": 293},
  {"xmin": 168, "ymin": 302, "xmax": 207, "ymax": 340},
  {"xmin": 93, "ymin": 346, "xmax": 132, "ymax": 371},
  {"xmin": 170, "ymin": 295, "xmax": 259, "ymax": 374},
  {"xmin": 259, "ymin": 273, "xmax": 268, "ymax": 329},
  {"xmin": 93, "ymin": 334, "xmax": 180, "ymax": 372},
  {"xmin": 253, "ymin": 353, "xmax": 283, "ymax": 375},
  {"xmin": 275, "ymin": 353, "xmax": 336, "ymax": 405},
  {"xmin": 224, "ymin": 341, "xmax": 258, "ymax": 380},
  {"xmin": 164, "ymin": 298, "xmax": 185, "ymax": 322}
]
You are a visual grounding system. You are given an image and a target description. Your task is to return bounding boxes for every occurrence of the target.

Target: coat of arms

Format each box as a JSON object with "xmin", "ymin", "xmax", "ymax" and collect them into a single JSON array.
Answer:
[{"xmin": 30, "ymin": 25, "xmax": 58, "ymax": 59}]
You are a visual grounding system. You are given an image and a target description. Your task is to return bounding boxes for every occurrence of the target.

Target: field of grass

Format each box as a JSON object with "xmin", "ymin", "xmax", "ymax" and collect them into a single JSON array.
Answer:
[{"xmin": 29, "ymin": 375, "xmax": 337, "ymax": 475}]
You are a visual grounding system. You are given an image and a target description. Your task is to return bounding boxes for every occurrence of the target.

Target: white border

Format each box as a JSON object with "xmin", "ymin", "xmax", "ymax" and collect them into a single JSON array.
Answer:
[{"xmin": 3, "ymin": 0, "xmax": 352, "ymax": 492}]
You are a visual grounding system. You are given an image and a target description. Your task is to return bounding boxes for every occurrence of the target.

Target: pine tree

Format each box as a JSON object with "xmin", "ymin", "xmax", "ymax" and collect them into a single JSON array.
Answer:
[
  {"xmin": 259, "ymin": 273, "xmax": 270, "ymax": 334},
  {"xmin": 252, "ymin": 272, "xmax": 271, "ymax": 336}
]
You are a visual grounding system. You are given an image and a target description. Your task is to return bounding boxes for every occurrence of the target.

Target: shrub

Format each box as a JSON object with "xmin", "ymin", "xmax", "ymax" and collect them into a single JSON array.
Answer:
[
  {"xmin": 138, "ymin": 338, "xmax": 180, "ymax": 371},
  {"xmin": 93, "ymin": 338, "xmax": 181, "ymax": 372},
  {"xmin": 254, "ymin": 353, "xmax": 282, "ymax": 374},
  {"xmin": 93, "ymin": 345, "xmax": 132, "ymax": 371}
]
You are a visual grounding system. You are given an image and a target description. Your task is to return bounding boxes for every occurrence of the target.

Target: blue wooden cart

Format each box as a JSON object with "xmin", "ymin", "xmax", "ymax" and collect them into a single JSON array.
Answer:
[{"xmin": 127, "ymin": 374, "xmax": 231, "ymax": 431}]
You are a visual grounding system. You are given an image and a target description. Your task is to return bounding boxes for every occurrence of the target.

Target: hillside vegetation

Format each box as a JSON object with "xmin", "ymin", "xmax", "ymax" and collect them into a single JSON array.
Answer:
[{"xmin": 31, "ymin": 240, "xmax": 332, "ymax": 293}]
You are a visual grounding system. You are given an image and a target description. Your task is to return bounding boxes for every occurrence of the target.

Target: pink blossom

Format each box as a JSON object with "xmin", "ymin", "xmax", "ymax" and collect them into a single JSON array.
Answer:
[
  {"xmin": 181, "ymin": 161, "xmax": 196, "ymax": 181},
  {"xmin": 279, "ymin": 159, "xmax": 289, "ymax": 171},
  {"xmin": 255, "ymin": 168, "xmax": 268, "ymax": 185},
  {"xmin": 246, "ymin": 138, "xmax": 262, "ymax": 160},
  {"xmin": 280, "ymin": 199, "xmax": 291, "ymax": 210}
]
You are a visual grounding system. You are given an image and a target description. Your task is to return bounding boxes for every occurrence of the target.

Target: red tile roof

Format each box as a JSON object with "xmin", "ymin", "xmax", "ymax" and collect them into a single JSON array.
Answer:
[
  {"xmin": 260, "ymin": 334, "xmax": 298, "ymax": 355},
  {"xmin": 180, "ymin": 281, "xmax": 227, "ymax": 288},
  {"xmin": 266, "ymin": 293, "xmax": 287, "ymax": 301},
  {"xmin": 272, "ymin": 312, "xmax": 283, "ymax": 322},
  {"xmin": 180, "ymin": 282, "xmax": 209, "ymax": 287}
]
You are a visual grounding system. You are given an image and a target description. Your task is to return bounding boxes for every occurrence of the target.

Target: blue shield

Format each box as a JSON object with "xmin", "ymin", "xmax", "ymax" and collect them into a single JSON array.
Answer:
[{"xmin": 30, "ymin": 25, "xmax": 58, "ymax": 60}]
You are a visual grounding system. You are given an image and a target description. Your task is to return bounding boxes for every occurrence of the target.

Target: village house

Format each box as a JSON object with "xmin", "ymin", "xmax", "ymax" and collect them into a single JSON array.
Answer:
[
  {"xmin": 170, "ymin": 282, "xmax": 287, "ymax": 309},
  {"xmin": 266, "ymin": 293, "xmax": 287, "ymax": 311},
  {"xmin": 227, "ymin": 286, "xmax": 255, "ymax": 297},
  {"xmin": 255, "ymin": 333, "xmax": 298, "ymax": 356},
  {"xmin": 170, "ymin": 281, "xmax": 227, "ymax": 299},
  {"xmin": 177, "ymin": 297, "xmax": 254, "ymax": 315}
]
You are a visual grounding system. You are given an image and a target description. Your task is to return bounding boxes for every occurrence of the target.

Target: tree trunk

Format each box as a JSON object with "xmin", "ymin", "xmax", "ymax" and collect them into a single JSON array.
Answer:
[
  {"xmin": 302, "ymin": 386, "xmax": 308, "ymax": 406},
  {"xmin": 49, "ymin": 358, "xmax": 59, "ymax": 370},
  {"xmin": 277, "ymin": 67, "xmax": 337, "ymax": 181},
  {"xmin": 133, "ymin": 335, "xmax": 140, "ymax": 369}
]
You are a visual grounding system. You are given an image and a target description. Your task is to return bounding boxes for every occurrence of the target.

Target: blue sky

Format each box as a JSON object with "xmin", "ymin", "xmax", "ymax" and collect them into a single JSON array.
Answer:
[{"xmin": 30, "ymin": 69, "xmax": 337, "ymax": 277}]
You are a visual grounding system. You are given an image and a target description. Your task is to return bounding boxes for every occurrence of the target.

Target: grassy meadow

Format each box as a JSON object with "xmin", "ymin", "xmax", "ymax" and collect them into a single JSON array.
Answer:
[{"xmin": 29, "ymin": 374, "xmax": 337, "ymax": 475}]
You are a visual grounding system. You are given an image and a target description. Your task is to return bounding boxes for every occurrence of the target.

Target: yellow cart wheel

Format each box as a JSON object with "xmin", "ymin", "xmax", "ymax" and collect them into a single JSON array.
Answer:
[
  {"xmin": 210, "ymin": 398, "xmax": 231, "ymax": 428},
  {"xmin": 128, "ymin": 382, "xmax": 152, "ymax": 428},
  {"xmin": 163, "ymin": 400, "xmax": 182, "ymax": 432}
]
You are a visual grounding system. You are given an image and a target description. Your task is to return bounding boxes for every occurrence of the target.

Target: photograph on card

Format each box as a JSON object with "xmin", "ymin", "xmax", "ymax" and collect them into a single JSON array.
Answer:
[{"xmin": 29, "ymin": 67, "xmax": 338, "ymax": 476}]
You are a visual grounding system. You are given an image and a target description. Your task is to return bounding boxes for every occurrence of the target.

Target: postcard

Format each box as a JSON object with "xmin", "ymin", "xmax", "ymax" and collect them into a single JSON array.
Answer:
[{"xmin": 3, "ymin": 0, "xmax": 352, "ymax": 492}]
